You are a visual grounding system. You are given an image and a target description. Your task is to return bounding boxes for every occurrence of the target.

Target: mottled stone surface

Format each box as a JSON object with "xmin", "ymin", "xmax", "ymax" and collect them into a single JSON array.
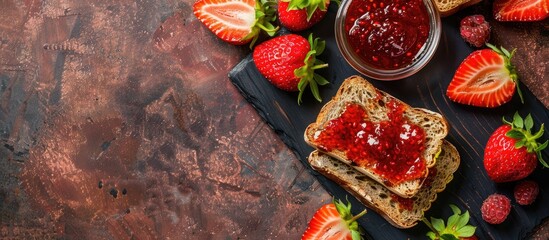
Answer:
[
  {"xmin": 0, "ymin": 0, "xmax": 547, "ymax": 239},
  {"xmin": 1, "ymin": 0, "xmax": 329, "ymax": 239}
]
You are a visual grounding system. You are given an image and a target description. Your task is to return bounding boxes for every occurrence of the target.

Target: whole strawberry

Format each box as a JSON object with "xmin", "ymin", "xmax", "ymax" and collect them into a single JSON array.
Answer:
[
  {"xmin": 514, "ymin": 180, "xmax": 539, "ymax": 205},
  {"xmin": 481, "ymin": 194, "xmax": 511, "ymax": 224},
  {"xmin": 253, "ymin": 33, "xmax": 329, "ymax": 104},
  {"xmin": 460, "ymin": 15, "xmax": 491, "ymax": 48},
  {"xmin": 484, "ymin": 112, "xmax": 548, "ymax": 182},
  {"xmin": 302, "ymin": 199, "xmax": 367, "ymax": 240},
  {"xmin": 278, "ymin": 0, "xmax": 335, "ymax": 32}
]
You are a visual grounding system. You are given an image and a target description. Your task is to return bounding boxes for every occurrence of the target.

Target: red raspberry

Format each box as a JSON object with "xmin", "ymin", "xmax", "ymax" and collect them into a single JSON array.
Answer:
[
  {"xmin": 460, "ymin": 15, "xmax": 491, "ymax": 48},
  {"xmin": 514, "ymin": 180, "xmax": 539, "ymax": 205},
  {"xmin": 481, "ymin": 194, "xmax": 511, "ymax": 224}
]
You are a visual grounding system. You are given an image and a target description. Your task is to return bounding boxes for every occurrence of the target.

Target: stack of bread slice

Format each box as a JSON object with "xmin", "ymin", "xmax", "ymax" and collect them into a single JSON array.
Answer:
[{"xmin": 304, "ymin": 75, "xmax": 459, "ymax": 228}]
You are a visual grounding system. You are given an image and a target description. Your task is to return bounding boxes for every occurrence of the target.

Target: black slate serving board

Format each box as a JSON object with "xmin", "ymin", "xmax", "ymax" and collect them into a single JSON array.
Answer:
[{"xmin": 228, "ymin": 5, "xmax": 549, "ymax": 240}]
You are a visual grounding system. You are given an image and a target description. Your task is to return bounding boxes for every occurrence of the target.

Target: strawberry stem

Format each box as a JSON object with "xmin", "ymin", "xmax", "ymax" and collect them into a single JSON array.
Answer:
[
  {"xmin": 311, "ymin": 63, "xmax": 328, "ymax": 70},
  {"xmin": 346, "ymin": 209, "xmax": 367, "ymax": 224}
]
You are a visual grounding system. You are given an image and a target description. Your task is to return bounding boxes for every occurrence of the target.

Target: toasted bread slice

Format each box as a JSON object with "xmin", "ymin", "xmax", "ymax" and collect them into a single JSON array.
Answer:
[
  {"xmin": 308, "ymin": 140, "xmax": 460, "ymax": 228},
  {"xmin": 434, "ymin": 0, "xmax": 482, "ymax": 17},
  {"xmin": 304, "ymin": 75, "xmax": 448, "ymax": 198}
]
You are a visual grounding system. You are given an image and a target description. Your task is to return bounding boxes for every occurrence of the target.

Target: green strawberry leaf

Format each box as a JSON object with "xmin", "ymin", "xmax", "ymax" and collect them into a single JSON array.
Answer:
[
  {"xmin": 500, "ymin": 46, "xmax": 512, "ymax": 58},
  {"xmin": 315, "ymin": 39, "xmax": 326, "ymax": 54},
  {"xmin": 297, "ymin": 77, "xmax": 308, "ymax": 91},
  {"xmin": 532, "ymin": 124, "xmax": 545, "ymax": 138},
  {"xmin": 447, "ymin": 213, "xmax": 459, "ymax": 230},
  {"xmin": 441, "ymin": 234, "xmax": 459, "ymax": 240},
  {"xmin": 456, "ymin": 210, "xmax": 470, "ymax": 229},
  {"xmin": 515, "ymin": 140, "xmax": 526, "ymax": 149},
  {"xmin": 314, "ymin": 73, "xmax": 330, "ymax": 85},
  {"xmin": 513, "ymin": 112, "xmax": 524, "ymax": 129},
  {"xmin": 315, "ymin": 58, "xmax": 326, "ymax": 65},
  {"xmin": 536, "ymin": 140, "xmax": 549, "ymax": 168},
  {"xmin": 431, "ymin": 217, "xmax": 445, "ymax": 232},
  {"xmin": 309, "ymin": 78, "xmax": 322, "ymax": 102},
  {"xmin": 263, "ymin": 22, "xmax": 277, "ymax": 36},
  {"xmin": 334, "ymin": 198, "xmax": 351, "ymax": 219},
  {"xmin": 457, "ymin": 225, "xmax": 476, "ymax": 237},
  {"xmin": 295, "ymin": 33, "xmax": 328, "ymax": 105},
  {"xmin": 506, "ymin": 129, "xmax": 525, "ymax": 139},
  {"xmin": 306, "ymin": 4, "xmax": 318, "ymax": 21},
  {"xmin": 536, "ymin": 140, "xmax": 548, "ymax": 152},
  {"xmin": 246, "ymin": 0, "xmax": 279, "ymax": 48},
  {"xmin": 524, "ymin": 114, "xmax": 534, "ymax": 131},
  {"xmin": 424, "ymin": 205, "xmax": 477, "ymax": 240},
  {"xmin": 449, "ymin": 204, "xmax": 461, "ymax": 215},
  {"xmin": 351, "ymin": 230, "xmax": 361, "ymax": 240}
]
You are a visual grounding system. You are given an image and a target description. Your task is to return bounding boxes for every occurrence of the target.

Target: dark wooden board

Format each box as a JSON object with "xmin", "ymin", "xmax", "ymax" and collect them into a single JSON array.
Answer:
[{"xmin": 229, "ymin": 6, "xmax": 549, "ymax": 240}]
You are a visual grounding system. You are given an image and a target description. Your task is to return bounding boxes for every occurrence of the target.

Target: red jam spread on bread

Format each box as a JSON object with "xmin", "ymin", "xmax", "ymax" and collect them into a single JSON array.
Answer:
[
  {"xmin": 345, "ymin": 0, "xmax": 430, "ymax": 70},
  {"xmin": 314, "ymin": 101, "xmax": 427, "ymax": 186},
  {"xmin": 391, "ymin": 193, "xmax": 414, "ymax": 211}
]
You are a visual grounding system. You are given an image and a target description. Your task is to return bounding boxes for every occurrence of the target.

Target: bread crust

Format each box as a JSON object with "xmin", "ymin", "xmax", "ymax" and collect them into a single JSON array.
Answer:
[
  {"xmin": 308, "ymin": 140, "xmax": 460, "ymax": 228},
  {"xmin": 435, "ymin": 0, "xmax": 482, "ymax": 17},
  {"xmin": 304, "ymin": 75, "xmax": 449, "ymax": 198}
]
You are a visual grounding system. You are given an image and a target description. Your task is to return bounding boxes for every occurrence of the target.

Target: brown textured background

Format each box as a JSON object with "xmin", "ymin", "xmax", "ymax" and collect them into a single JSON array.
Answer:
[{"xmin": 0, "ymin": 0, "xmax": 547, "ymax": 239}]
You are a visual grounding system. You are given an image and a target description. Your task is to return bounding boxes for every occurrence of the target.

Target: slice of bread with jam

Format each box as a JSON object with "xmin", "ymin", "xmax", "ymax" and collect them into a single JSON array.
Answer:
[
  {"xmin": 307, "ymin": 140, "xmax": 459, "ymax": 228},
  {"xmin": 304, "ymin": 75, "xmax": 449, "ymax": 198}
]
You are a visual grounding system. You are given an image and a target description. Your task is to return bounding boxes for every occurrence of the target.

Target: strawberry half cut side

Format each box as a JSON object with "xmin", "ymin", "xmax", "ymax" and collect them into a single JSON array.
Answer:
[
  {"xmin": 301, "ymin": 199, "xmax": 367, "ymax": 240},
  {"xmin": 503, "ymin": 112, "xmax": 548, "ymax": 168},
  {"xmin": 193, "ymin": 0, "xmax": 278, "ymax": 47},
  {"xmin": 494, "ymin": 0, "xmax": 549, "ymax": 22},
  {"xmin": 446, "ymin": 43, "xmax": 523, "ymax": 108}
]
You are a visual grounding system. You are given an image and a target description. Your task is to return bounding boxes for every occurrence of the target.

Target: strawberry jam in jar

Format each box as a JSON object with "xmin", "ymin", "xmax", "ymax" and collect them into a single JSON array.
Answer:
[
  {"xmin": 313, "ymin": 102, "xmax": 427, "ymax": 186},
  {"xmin": 346, "ymin": 0, "xmax": 430, "ymax": 70},
  {"xmin": 335, "ymin": 0, "xmax": 441, "ymax": 80}
]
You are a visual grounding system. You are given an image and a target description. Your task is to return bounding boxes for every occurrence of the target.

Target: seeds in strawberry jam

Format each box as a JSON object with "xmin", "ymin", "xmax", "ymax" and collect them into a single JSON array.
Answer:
[
  {"xmin": 391, "ymin": 193, "xmax": 415, "ymax": 211},
  {"xmin": 314, "ymin": 102, "xmax": 427, "ymax": 186},
  {"xmin": 345, "ymin": 0, "xmax": 430, "ymax": 70}
]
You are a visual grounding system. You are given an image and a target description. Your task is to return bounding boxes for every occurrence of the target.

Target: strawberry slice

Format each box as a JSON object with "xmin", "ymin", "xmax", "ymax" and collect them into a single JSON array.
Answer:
[
  {"xmin": 493, "ymin": 0, "xmax": 549, "ymax": 22},
  {"xmin": 446, "ymin": 44, "xmax": 523, "ymax": 108},
  {"xmin": 193, "ymin": 0, "xmax": 278, "ymax": 46},
  {"xmin": 302, "ymin": 199, "xmax": 367, "ymax": 240}
]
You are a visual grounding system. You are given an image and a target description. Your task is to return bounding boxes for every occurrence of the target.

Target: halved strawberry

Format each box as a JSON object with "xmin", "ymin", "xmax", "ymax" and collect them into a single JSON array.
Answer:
[
  {"xmin": 278, "ymin": 0, "xmax": 334, "ymax": 32},
  {"xmin": 301, "ymin": 199, "xmax": 367, "ymax": 240},
  {"xmin": 193, "ymin": 0, "xmax": 278, "ymax": 46},
  {"xmin": 446, "ymin": 44, "xmax": 523, "ymax": 108},
  {"xmin": 494, "ymin": 0, "xmax": 549, "ymax": 22}
]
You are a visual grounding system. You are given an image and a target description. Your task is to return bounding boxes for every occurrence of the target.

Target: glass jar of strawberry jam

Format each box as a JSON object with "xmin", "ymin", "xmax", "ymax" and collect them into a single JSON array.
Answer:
[{"xmin": 335, "ymin": 0, "xmax": 441, "ymax": 80}]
